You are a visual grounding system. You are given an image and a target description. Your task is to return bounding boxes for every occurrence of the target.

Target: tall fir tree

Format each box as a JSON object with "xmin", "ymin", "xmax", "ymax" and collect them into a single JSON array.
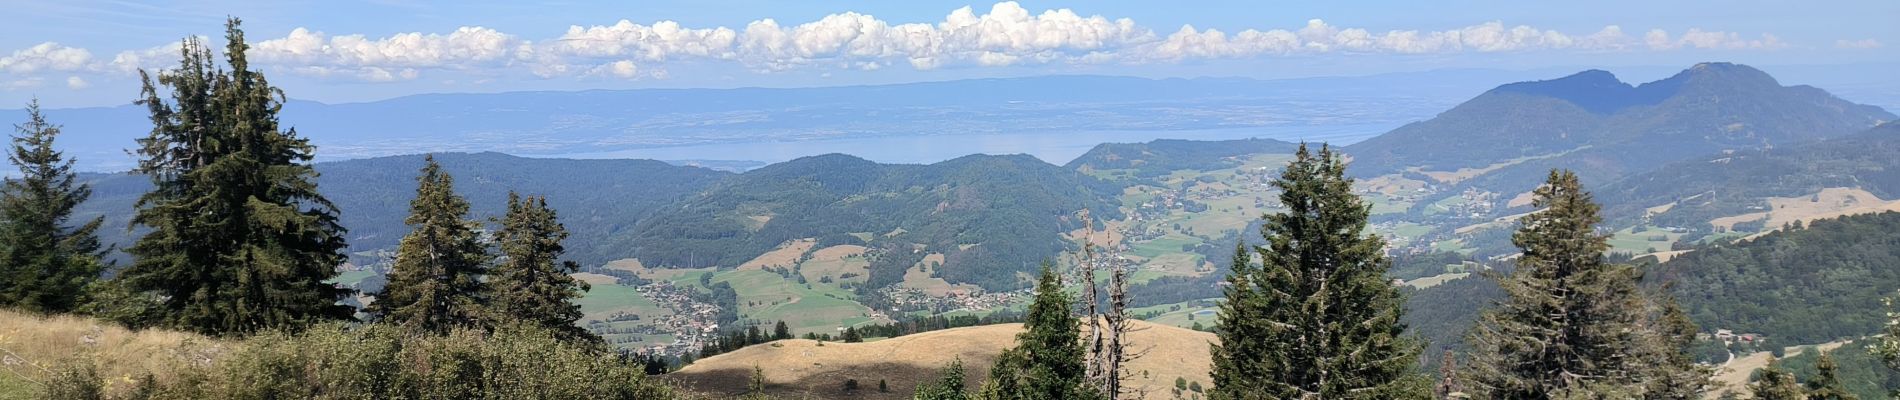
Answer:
[
  {"xmin": 1749, "ymin": 358, "xmax": 1806, "ymax": 400},
  {"xmin": 1210, "ymin": 243, "xmax": 1268, "ymax": 397},
  {"xmin": 1209, "ymin": 143, "xmax": 1428, "ymax": 399},
  {"xmin": 489, "ymin": 192, "xmax": 594, "ymax": 342},
  {"xmin": 1646, "ymin": 293, "xmax": 1713, "ymax": 399},
  {"xmin": 368, "ymin": 156, "xmax": 492, "ymax": 334},
  {"xmin": 0, "ymin": 100, "xmax": 105, "ymax": 313},
  {"xmin": 1804, "ymin": 352, "xmax": 1857, "ymax": 400},
  {"xmin": 119, "ymin": 19, "xmax": 352, "ymax": 335},
  {"xmin": 979, "ymin": 263, "xmax": 1100, "ymax": 400},
  {"xmin": 1463, "ymin": 170, "xmax": 1656, "ymax": 398}
]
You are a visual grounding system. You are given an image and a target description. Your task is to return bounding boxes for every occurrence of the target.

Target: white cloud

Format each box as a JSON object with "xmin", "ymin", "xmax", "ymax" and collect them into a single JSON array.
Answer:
[
  {"xmin": 0, "ymin": 43, "xmax": 94, "ymax": 74},
  {"xmin": 1836, "ymin": 38, "xmax": 1883, "ymax": 49},
  {"xmin": 251, "ymin": 26, "xmax": 521, "ymax": 78},
  {"xmin": 65, "ymin": 76, "xmax": 88, "ymax": 89},
  {"xmin": 0, "ymin": 2, "xmax": 1807, "ymax": 84},
  {"xmin": 1645, "ymin": 29, "xmax": 1785, "ymax": 50}
]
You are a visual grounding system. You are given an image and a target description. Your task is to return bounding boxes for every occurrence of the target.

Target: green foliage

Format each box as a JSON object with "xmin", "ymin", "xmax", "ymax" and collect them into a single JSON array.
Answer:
[
  {"xmin": 489, "ymin": 192, "xmax": 595, "ymax": 343},
  {"xmin": 1654, "ymin": 212, "xmax": 1900, "ymax": 344},
  {"xmin": 1463, "ymin": 170, "xmax": 1692, "ymax": 398},
  {"xmin": 980, "ymin": 263, "xmax": 1100, "ymax": 400},
  {"xmin": 1750, "ymin": 358, "xmax": 1808, "ymax": 400},
  {"xmin": 368, "ymin": 156, "xmax": 492, "ymax": 334},
  {"xmin": 1209, "ymin": 144, "xmax": 1428, "ymax": 400},
  {"xmin": 915, "ymin": 358, "xmax": 969, "ymax": 400},
  {"xmin": 1805, "ymin": 352, "xmax": 1860, "ymax": 400},
  {"xmin": 0, "ymin": 100, "xmax": 105, "ymax": 314},
  {"xmin": 1778, "ymin": 345, "xmax": 1899, "ymax": 400},
  {"xmin": 118, "ymin": 19, "xmax": 353, "ymax": 336}
]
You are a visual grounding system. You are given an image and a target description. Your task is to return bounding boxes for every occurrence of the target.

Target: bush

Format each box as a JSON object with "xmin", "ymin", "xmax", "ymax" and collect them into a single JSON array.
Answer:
[{"xmin": 47, "ymin": 323, "xmax": 673, "ymax": 399}]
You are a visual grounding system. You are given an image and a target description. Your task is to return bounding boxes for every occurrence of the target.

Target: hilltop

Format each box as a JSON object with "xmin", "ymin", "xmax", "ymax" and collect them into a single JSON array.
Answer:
[{"xmin": 669, "ymin": 320, "xmax": 1216, "ymax": 399}]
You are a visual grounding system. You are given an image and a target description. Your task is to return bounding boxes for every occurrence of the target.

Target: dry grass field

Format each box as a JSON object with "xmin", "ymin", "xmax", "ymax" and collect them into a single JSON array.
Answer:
[
  {"xmin": 740, "ymin": 238, "xmax": 819, "ymax": 271},
  {"xmin": 669, "ymin": 320, "xmax": 1217, "ymax": 399},
  {"xmin": 1710, "ymin": 188, "xmax": 1900, "ymax": 233},
  {"xmin": 0, "ymin": 310, "xmax": 232, "ymax": 399}
]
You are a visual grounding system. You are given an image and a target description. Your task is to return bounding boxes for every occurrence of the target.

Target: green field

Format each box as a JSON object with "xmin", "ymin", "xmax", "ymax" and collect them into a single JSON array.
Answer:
[
  {"xmin": 576, "ymin": 283, "xmax": 669, "ymax": 320},
  {"xmin": 712, "ymin": 270, "xmax": 876, "ymax": 335},
  {"xmin": 1134, "ymin": 298, "xmax": 1223, "ymax": 329},
  {"xmin": 327, "ymin": 270, "xmax": 376, "ymax": 287},
  {"xmin": 1607, "ymin": 225, "xmax": 1684, "ymax": 254}
]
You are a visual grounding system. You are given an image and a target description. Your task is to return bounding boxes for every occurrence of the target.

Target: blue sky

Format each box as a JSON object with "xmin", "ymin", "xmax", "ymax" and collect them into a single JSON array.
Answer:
[{"xmin": 3, "ymin": 0, "xmax": 1894, "ymax": 107}]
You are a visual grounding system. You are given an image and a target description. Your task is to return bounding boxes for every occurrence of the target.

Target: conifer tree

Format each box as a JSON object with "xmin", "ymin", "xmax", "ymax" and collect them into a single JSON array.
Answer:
[
  {"xmin": 1749, "ymin": 358, "xmax": 1807, "ymax": 400},
  {"xmin": 1647, "ymin": 294, "xmax": 1713, "ymax": 399},
  {"xmin": 1804, "ymin": 352, "xmax": 1857, "ymax": 400},
  {"xmin": 1210, "ymin": 243, "xmax": 1267, "ymax": 396},
  {"xmin": 774, "ymin": 320, "xmax": 792, "ymax": 340},
  {"xmin": 1209, "ymin": 143, "xmax": 1428, "ymax": 399},
  {"xmin": 489, "ymin": 192, "xmax": 593, "ymax": 342},
  {"xmin": 1464, "ymin": 170, "xmax": 1655, "ymax": 398},
  {"xmin": 980, "ymin": 263, "xmax": 1100, "ymax": 400},
  {"xmin": 120, "ymin": 19, "xmax": 352, "ymax": 335},
  {"xmin": 368, "ymin": 156, "xmax": 491, "ymax": 334},
  {"xmin": 916, "ymin": 358, "xmax": 969, "ymax": 400},
  {"xmin": 0, "ymin": 100, "xmax": 105, "ymax": 313}
]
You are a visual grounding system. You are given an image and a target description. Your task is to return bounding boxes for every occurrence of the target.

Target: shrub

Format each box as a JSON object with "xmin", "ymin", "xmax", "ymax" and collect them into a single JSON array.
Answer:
[{"xmin": 39, "ymin": 323, "xmax": 673, "ymax": 399}]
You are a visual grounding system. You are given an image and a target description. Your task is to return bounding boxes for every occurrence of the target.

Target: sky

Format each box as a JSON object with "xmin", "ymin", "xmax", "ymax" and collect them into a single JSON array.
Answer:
[{"xmin": 2, "ymin": 0, "xmax": 1894, "ymax": 108}]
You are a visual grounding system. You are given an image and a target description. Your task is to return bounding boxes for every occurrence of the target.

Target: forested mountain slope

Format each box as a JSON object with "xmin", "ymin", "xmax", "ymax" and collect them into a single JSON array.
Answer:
[
  {"xmin": 1650, "ymin": 211, "xmax": 1900, "ymax": 344},
  {"xmin": 1065, "ymin": 138, "xmax": 1302, "ymax": 179},
  {"xmin": 614, "ymin": 153, "xmax": 1124, "ymax": 291},
  {"xmin": 1597, "ymin": 122, "xmax": 1900, "ymax": 227}
]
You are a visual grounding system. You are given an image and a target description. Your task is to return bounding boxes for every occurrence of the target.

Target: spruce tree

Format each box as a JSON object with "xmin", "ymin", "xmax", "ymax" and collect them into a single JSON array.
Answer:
[
  {"xmin": 120, "ymin": 19, "xmax": 352, "ymax": 335},
  {"xmin": 774, "ymin": 320, "xmax": 792, "ymax": 340},
  {"xmin": 980, "ymin": 263, "xmax": 1099, "ymax": 400},
  {"xmin": 0, "ymin": 100, "xmax": 105, "ymax": 313},
  {"xmin": 1464, "ymin": 170, "xmax": 1654, "ymax": 398},
  {"xmin": 368, "ymin": 156, "xmax": 491, "ymax": 334},
  {"xmin": 1749, "ymin": 358, "xmax": 1806, "ymax": 400},
  {"xmin": 1209, "ymin": 143, "xmax": 1427, "ymax": 399},
  {"xmin": 1647, "ymin": 294, "xmax": 1713, "ymax": 399},
  {"xmin": 916, "ymin": 358, "xmax": 969, "ymax": 400},
  {"xmin": 489, "ymin": 192, "xmax": 593, "ymax": 342},
  {"xmin": 1804, "ymin": 352, "xmax": 1857, "ymax": 400}
]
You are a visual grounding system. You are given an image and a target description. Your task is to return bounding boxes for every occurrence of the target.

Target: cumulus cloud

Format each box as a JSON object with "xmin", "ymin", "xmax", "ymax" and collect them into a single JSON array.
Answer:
[
  {"xmin": 0, "ymin": 2, "xmax": 1805, "ymax": 84},
  {"xmin": 65, "ymin": 76, "xmax": 88, "ymax": 89},
  {"xmin": 1836, "ymin": 38, "xmax": 1883, "ymax": 49},
  {"xmin": 251, "ymin": 26, "xmax": 520, "ymax": 79},
  {"xmin": 0, "ymin": 43, "xmax": 93, "ymax": 74},
  {"xmin": 1644, "ymin": 29, "xmax": 1786, "ymax": 50}
]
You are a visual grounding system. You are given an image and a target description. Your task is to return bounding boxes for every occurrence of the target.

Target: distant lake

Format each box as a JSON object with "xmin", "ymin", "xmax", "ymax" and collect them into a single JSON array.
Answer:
[{"xmin": 558, "ymin": 124, "xmax": 1398, "ymax": 167}]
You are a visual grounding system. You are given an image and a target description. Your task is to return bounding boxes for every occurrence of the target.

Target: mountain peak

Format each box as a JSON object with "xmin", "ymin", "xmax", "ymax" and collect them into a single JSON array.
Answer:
[
  {"xmin": 1489, "ymin": 69, "xmax": 1640, "ymax": 114},
  {"xmin": 1642, "ymin": 62, "xmax": 1781, "ymax": 94}
]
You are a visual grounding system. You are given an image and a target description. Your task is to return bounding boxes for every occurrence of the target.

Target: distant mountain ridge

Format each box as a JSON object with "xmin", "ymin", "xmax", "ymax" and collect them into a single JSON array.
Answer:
[
  {"xmin": 1597, "ymin": 122, "xmax": 1900, "ymax": 227},
  {"xmin": 1347, "ymin": 62, "xmax": 1893, "ymax": 189}
]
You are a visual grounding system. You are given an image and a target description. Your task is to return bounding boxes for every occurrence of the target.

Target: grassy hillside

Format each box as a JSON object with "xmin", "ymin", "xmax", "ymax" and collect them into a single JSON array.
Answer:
[
  {"xmin": 670, "ymin": 320, "xmax": 1216, "ymax": 399},
  {"xmin": 0, "ymin": 310, "xmax": 224, "ymax": 400}
]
